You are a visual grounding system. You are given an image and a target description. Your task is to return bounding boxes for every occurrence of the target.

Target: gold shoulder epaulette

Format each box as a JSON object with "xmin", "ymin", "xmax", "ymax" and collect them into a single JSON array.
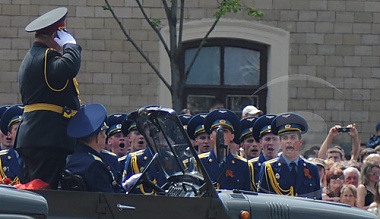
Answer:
[
  {"xmin": 131, "ymin": 149, "xmax": 145, "ymax": 156},
  {"xmin": 266, "ymin": 157, "xmax": 279, "ymax": 164},
  {"xmin": 118, "ymin": 155, "xmax": 127, "ymax": 162},
  {"xmin": 89, "ymin": 153, "xmax": 103, "ymax": 162},
  {"xmin": 101, "ymin": 149, "xmax": 117, "ymax": 157},
  {"xmin": 0, "ymin": 149, "xmax": 9, "ymax": 156},
  {"xmin": 248, "ymin": 157, "xmax": 259, "ymax": 163},
  {"xmin": 235, "ymin": 155, "xmax": 247, "ymax": 162},
  {"xmin": 198, "ymin": 152, "xmax": 210, "ymax": 159}
]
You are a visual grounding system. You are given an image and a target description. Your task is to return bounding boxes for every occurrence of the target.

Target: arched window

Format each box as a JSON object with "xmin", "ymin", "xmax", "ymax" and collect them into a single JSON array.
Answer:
[{"xmin": 180, "ymin": 38, "xmax": 268, "ymax": 115}]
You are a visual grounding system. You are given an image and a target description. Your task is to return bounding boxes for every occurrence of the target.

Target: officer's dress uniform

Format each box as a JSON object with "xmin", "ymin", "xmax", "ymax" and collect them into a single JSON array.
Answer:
[
  {"xmin": 257, "ymin": 112, "xmax": 322, "ymax": 199},
  {"xmin": 258, "ymin": 155, "xmax": 321, "ymax": 199},
  {"xmin": 15, "ymin": 7, "xmax": 81, "ymax": 189},
  {"xmin": 248, "ymin": 154, "xmax": 267, "ymax": 192},
  {"xmin": 65, "ymin": 103, "xmax": 121, "ymax": 193},
  {"xmin": 66, "ymin": 143, "xmax": 115, "ymax": 193},
  {"xmin": 100, "ymin": 149, "xmax": 124, "ymax": 192},
  {"xmin": 123, "ymin": 148, "xmax": 166, "ymax": 194},
  {"xmin": 199, "ymin": 150, "xmax": 250, "ymax": 190},
  {"xmin": 0, "ymin": 148, "xmax": 23, "ymax": 185}
]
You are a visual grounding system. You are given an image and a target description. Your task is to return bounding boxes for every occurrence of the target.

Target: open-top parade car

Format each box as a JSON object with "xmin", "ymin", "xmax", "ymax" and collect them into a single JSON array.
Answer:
[{"xmin": 1, "ymin": 106, "xmax": 377, "ymax": 219}]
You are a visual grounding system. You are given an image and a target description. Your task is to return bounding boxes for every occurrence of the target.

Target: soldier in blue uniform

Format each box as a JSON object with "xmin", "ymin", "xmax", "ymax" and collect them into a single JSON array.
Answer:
[
  {"xmin": 178, "ymin": 114, "xmax": 192, "ymax": 131},
  {"xmin": 187, "ymin": 113, "xmax": 211, "ymax": 154},
  {"xmin": 239, "ymin": 116, "xmax": 260, "ymax": 160},
  {"xmin": 99, "ymin": 113, "xmax": 128, "ymax": 192},
  {"xmin": 106, "ymin": 113, "xmax": 129, "ymax": 157},
  {"xmin": 258, "ymin": 113, "xmax": 322, "ymax": 199},
  {"xmin": 200, "ymin": 109, "xmax": 250, "ymax": 191},
  {"xmin": 121, "ymin": 111, "xmax": 165, "ymax": 194},
  {"xmin": 0, "ymin": 105, "xmax": 10, "ymax": 150},
  {"xmin": 248, "ymin": 114, "xmax": 280, "ymax": 191},
  {"xmin": 66, "ymin": 104, "xmax": 120, "ymax": 193},
  {"xmin": 0, "ymin": 105, "xmax": 24, "ymax": 185},
  {"xmin": 16, "ymin": 7, "xmax": 81, "ymax": 189}
]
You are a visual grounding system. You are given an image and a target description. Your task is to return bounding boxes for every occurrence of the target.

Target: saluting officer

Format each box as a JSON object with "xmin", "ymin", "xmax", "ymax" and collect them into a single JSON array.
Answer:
[
  {"xmin": 16, "ymin": 7, "xmax": 81, "ymax": 189},
  {"xmin": 248, "ymin": 114, "xmax": 280, "ymax": 191},
  {"xmin": 258, "ymin": 113, "xmax": 321, "ymax": 199},
  {"xmin": 66, "ymin": 104, "xmax": 120, "ymax": 193},
  {"xmin": 0, "ymin": 105, "xmax": 24, "ymax": 185},
  {"xmin": 200, "ymin": 109, "xmax": 250, "ymax": 191},
  {"xmin": 187, "ymin": 113, "xmax": 212, "ymax": 154}
]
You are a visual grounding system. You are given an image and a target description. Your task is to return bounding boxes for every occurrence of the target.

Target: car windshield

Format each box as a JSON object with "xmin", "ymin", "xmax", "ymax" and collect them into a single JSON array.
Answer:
[{"xmin": 135, "ymin": 107, "xmax": 204, "ymax": 180}]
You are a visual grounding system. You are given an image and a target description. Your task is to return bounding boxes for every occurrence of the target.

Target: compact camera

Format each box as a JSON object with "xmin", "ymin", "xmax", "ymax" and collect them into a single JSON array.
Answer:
[{"xmin": 338, "ymin": 127, "xmax": 351, "ymax": 132}]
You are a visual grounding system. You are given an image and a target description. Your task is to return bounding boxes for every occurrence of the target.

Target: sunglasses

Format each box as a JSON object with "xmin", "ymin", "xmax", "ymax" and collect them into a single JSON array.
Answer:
[{"xmin": 330, "ymin": 174, "xmax": 344, "ymax": 180}]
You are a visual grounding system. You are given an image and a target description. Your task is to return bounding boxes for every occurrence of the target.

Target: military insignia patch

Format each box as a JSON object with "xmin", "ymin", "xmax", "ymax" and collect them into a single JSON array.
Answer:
[{"xmin": 225, "ymin": 169, "xmax": 234, "ymax": 178}]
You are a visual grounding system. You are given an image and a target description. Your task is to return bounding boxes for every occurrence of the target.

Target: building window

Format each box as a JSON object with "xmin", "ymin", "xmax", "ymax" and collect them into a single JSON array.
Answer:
[{"xmin": 181, "ymin": 38, "xmax": 268, "ymax": 115}]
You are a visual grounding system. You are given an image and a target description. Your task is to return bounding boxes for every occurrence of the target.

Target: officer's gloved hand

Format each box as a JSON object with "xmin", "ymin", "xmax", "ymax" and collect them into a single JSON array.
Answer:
[
  {"xmin": 54, "ymin": 30, "xmax": 76, "ymax": 47},
  {"xmin": 123, "ymin": 173, "xmax": 142, "ymax": 192}
]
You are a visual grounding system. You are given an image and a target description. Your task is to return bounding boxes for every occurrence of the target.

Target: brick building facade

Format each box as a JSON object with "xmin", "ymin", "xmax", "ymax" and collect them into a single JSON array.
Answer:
[{"xmin": 1, "ymin": 0, "xmax": 380, "ymax": 151}]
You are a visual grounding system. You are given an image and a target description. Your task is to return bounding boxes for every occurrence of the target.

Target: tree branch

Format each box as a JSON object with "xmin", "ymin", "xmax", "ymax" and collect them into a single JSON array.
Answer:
[
  {"xmin": 135, "ymin": 0, "xmax": 170, "ymax": 56},
  {"xmin": 104, "ymin": 0, "xmax": 171, "ymax": 91}
]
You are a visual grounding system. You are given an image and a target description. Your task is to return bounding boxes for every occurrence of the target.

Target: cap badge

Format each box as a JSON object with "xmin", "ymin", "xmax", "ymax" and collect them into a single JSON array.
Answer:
[
  {"xmin": 282, "ymin": 114, "xmax": 291, "ymax": 118},
  {"xmin": 220, "ymin": 120, "xmax": 226, "ymax": 124},
  {"xmin": 285, "ymin": 124, "xmax": 291, "ymax": 129}
]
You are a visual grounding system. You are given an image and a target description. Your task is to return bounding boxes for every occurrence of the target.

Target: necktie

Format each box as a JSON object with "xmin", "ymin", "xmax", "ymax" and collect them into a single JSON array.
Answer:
[{"xmin": 290, "ymin": 162, "xmax": 297, "ymax": 182}]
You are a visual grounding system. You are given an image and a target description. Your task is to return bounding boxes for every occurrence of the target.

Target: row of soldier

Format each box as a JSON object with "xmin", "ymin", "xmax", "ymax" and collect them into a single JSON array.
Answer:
[{"xmin": 0, "ymin": 103, "xmax": 322, "ymax": 200}]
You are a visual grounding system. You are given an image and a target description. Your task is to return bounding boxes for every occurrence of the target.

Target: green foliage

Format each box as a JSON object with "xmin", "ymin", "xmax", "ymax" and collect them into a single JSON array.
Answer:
[
  {"xmin": 102, "ymin": 5, "xmax": 110, "ymax": 10},
  {"xmin": 248, "ymin": 7, "xmax": 264, "ymax": 18},
  {"xmin": 151, "ymin": 18, "xmax": 161, "ymax": 28},
  {"xmin": 214, "ymin": 0, "xmax": 264, "ymax": 19}
]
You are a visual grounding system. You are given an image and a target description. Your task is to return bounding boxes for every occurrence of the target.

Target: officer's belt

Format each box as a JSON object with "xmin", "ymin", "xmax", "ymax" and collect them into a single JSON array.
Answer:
[{"xmin": 24, "ymin": 103, "xmax": 77, "ymax": 118}]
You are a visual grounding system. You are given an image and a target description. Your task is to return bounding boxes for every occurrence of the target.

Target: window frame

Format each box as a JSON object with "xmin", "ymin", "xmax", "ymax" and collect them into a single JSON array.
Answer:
[{"xmin": 180, "ymin": 38, "xmax": 269, "ymax": 114}]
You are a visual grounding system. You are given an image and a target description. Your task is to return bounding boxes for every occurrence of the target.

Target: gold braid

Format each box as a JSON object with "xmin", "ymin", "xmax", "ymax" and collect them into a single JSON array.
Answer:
[
  {"xmin": 44, "ymin": 48, "xmax": 81, "ymax": 104},
  {"xmin": 130, "ymin": 154, "xmax": 156, "ymax": 195},
  {"xmin": 264, "ymin": 162, "xmax": 294, "ymax": 196},
  {"xmin": 248, "ymin": 162, "xmax": 257, "ymax": 191},
  {"xmin": 0, "ymin": 157, "xmax": 20, "ymax": 185},
  {"xmin": 44, "ymin": 48, "xmax": 68, "ymax": 91}
]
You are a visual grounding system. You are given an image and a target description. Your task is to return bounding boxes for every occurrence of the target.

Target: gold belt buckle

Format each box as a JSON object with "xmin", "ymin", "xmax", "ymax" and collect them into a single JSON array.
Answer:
[{"xmin": 63, "ymin": 106, "xmax": 72, "ymax": 118}]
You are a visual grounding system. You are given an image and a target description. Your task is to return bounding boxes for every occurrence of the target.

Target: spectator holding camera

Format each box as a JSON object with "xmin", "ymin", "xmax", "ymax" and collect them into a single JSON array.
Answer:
[
  {"xmin": 367, "ymin": 122, "xmax": 380, "ymax": 149},
  {"xmin": 318, "ymin": 124, "xmax": 360, "ymax": 162}
]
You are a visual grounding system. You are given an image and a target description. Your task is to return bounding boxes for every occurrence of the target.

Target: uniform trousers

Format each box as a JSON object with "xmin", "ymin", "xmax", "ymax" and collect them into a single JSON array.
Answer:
[{"xmin": 17, "ymin": 147, "xmax": 71, "ymax": 189}]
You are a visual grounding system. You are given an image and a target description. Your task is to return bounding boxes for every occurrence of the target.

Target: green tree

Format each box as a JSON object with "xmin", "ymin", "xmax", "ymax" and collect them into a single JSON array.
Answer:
[{"xmin": 103, "ymin": 0, "xmax": 263, "ymax": 111}]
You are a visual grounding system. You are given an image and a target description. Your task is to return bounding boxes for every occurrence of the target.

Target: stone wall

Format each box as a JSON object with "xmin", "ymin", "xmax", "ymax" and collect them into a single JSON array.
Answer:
[{"xmin": 1, "ymin": 0, "xmax": 380, "ymax": 148}]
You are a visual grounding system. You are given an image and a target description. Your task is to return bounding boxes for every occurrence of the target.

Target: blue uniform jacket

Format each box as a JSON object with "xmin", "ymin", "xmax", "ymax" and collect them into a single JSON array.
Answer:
[
  {"xmin": 248, "ymin": 153, "xmax": 268, "ymax": 191},
  {"xmin": 123, "ymin": 148, "xmax": 166, "ymax": 194},
  {"xmin": 0, "ymin": 148, "xmax": 23, "ymax": 184},
  {"xmin": 100, "ymin": 150, "xmax": 124, "ymax": 192},
  {"xmin": 258, "ymin": 155, "xmax": 321, "ymax": 199},
  {"xmin": 66, "ymin": 143, "xmax": 115, "ymax": 193},
  {"xmin": 199, "ymin": 150, "xmax": 250, "ymax": 191}
]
